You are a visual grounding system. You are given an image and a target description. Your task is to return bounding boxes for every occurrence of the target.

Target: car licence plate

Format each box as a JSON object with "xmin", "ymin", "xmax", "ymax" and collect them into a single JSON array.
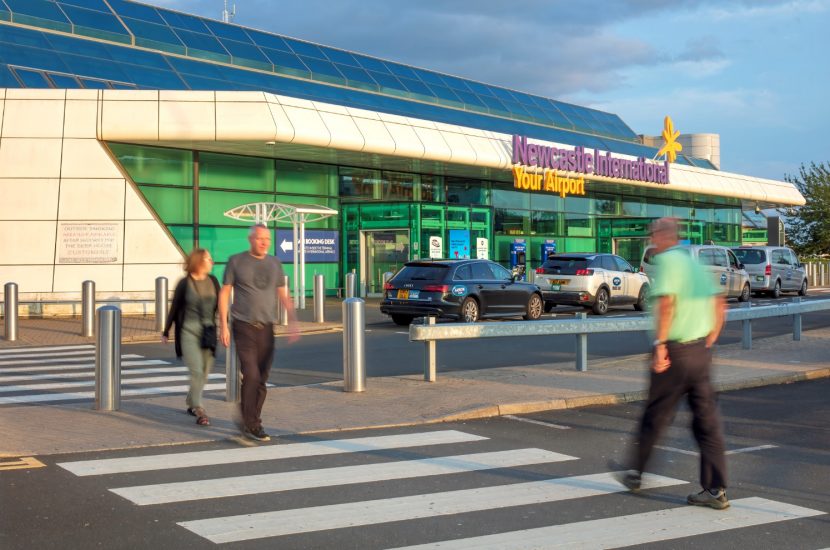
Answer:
[
  {"xmin": 396, "ymin": 289, "xmax": 419, "ymax": 299},
  {"xmin": 550, "ymin": 284, "xmax": 560, "ymax": 291}
]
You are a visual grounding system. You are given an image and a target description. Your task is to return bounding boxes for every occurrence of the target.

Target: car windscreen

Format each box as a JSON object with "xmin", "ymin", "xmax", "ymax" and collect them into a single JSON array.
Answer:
[
  {"xmin": 540, "ymin": 257, "xmax": 590, "ymax": 274},
  {"xmin": 393, "ymin": 264, "xmax": 449, "ymax": 281},
  {"xmin": 732, "ymin": 249, "xmax": 766, "ymax": 264},
  {"xmin": 644, "ymin": 246, "xmax": 689, "ymax": 265}
]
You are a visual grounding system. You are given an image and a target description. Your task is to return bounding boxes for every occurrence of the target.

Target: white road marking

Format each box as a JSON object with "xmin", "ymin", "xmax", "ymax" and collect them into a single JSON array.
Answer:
[
  {"xmin": 0, "ymin": 358, "xmax": 164, "ymax": 374},
  {"xmin": 0, "ymin": 354, "xmax": 145, "ymax": 367},
  {"xmin": 0, "ymin": 349, "xmax": 98, "ymax": 360},
  {"xmin": 58, "ymin": 430, "xmax": 488, "ymax": 476},
  {"xmin": 390, "ymin": 497, "xmax": 825, "ymax": 549},
  {"xmin": 395, "ymin": 331, "xmax": 409, "ymax": 335},
  {"xmin": 656, "ymin": 444, "xmax": 779, "ymax": 456},
  {"xmin": 0, "ymin": 345, "xmax": 94, "ymax": 355},
  {"xmin": 0, "ymin": 373, "xmax": 225, "ymax": 394},
  {"xmin": 504, "ymin": 415, "xmax": 570, "ymax": 430},
  {"xmin": 111, "ymin": 448, "xmax": 577, "ymax": 505},
  {"xmin": 177, "ymin": 472, "xmax": 686, "ymax": 543},
  {"xmin": 0, "ymin": 382, "xmax": 226, "ymax": 405},
  {"xmin": 0, "ymin": 366, "xmax": 186, "ymax": 383}
]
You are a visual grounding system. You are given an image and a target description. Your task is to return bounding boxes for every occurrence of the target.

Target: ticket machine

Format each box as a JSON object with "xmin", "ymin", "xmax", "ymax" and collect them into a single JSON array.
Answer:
[
  {"xmin": 540, "ymin": 240, "xmax": 557, "ymax": 263},
  {"xmin": 509, "ymin": 241, "xmax": 527, "ymax": 281}
]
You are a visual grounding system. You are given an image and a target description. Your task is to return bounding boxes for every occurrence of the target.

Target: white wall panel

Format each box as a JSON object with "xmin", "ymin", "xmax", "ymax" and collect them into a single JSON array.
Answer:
[
  {"xmin": 0, "ymin": 179, "xmax": 59, "ymax": 220},
  {"xmin": 63, "ymin": 99, "xmax": 98, "ymax": 139},
  {"xmin": 273, "ymin": 95, "xmax": 316, "ymax": 109},
  {"xmin": 282, "ymin": 106, "xmax": 331, "ymax": 147},
  {"xmin": 312, "ymin": 102, "xmax": 350, "ymax": 115},
  {"xmin": 101, "ymin": 90, "xmax": 157, "ymax": 101},
  {"xmin": 413, "ymin": 127, "xmax": 451, "ymax": 162},
  {"xmin": 466, "ymin": 135, "xmax": 502, "ymax": 166},
  {"xmin": 158, "ymin": 101, "xmax": 215, "ymax": 140},
  {"xmin": 123, "ymin": 220, "xmax": 183, "ymax": 263},
  {"xmin": 215, "ymin": 101, "xmax": 278, "ymax": 141},
  {"xmin": 0, "ymin": 221, "xmax": 57, "ymax": 264},
  {"xmin": 124, "ymin": 183, "xmax": 154, "ymax": 220},
  {"xmin": 1, "ymin": 99, "xmax": 65, "ymax": 138},
  {"xmin": 351, "ymin": 117, "xmax": 395, "ymax": 154},
  {"xmin": 53, "ymin": 264, "xmax": 123, "ymax": 292},
  {"xmin": 319, "ymin": 112, "xmax": 364, "ymax": 151},
  {"xmin": 101, "ymin": 100, "xmax": 158, "ymax": 141},
  {"xmin": 159, "ymin": 91, "xmax": 214, "ymax": 102},
  {"xmin": 441, "ymin": 131, "xmax": 477, "ymax": 164},
  {"xmin": 60, "ymin": 139, "xmax": 123, "ymax": 179},
  {"xmin": 215, "ymin": 91, "xmax": 266, "ymax": 102},
  {"xmin": 0, "ymin": 138, "xmax": 62, "ymax": 178},
  {"xmin": 123, "ymin": 263, "xmax": 184, "ymax": 292},
  {"xmin": 266, "ymin": 101, "xmax": 295, "ymax": 142},
  {"xmin": 385, "ymin": 122, "xmax": 424, "ymax": 158},
  {"xmin": 5, "ymin": 89, "xmax": 64, "ymax": 100},
  {"xmin": 58, "ymin": 179, "xmax": 126, "ymax": 220},
  {"xmin": 345, "ymin": 106, "xmax": 381, "ymax": 120},
  {"xmin": 0, "ymin": 265, "xmax": 54, "ymax": 293}
]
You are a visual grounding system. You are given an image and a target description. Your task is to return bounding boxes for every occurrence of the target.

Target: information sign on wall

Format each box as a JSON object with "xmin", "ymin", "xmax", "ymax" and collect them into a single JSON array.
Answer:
[
  {"xmin": 58, "ymin": 222, "xmax": 120, "ymax": 264},
  {"xmin": 428, "ymin": 236, "xmax": 443, "ymax": 259},
  {"xmin": 476, "ymin": 237, "xmax": 489, "ymax": 259},
  {"xmin": 449, "ymin": 229, "xmax": 470, "ymax": 259},
  {"xmin": 275, "ymin": 229, "xmax": 339, "ymax": 263}
]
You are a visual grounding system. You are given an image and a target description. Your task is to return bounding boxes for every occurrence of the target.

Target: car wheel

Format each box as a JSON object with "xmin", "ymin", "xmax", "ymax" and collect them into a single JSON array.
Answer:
[
  {"xmin": 524, "ymin": 294, "xmax": 543, "ymax": 320},
  {"xmin": 634, "ymin": 285, "xmax": 648, "ymax": 311},
  {"xmin": 391, "ymin": 314, "xmax": 414, "ymax": 326},
  {"xmin": 543, "ymin": 302, "xmax": 555, "ymax": 313},
  {"xmin": 770, "ymin": 279, "xmax": 781, "ymax": 299},
  {"xmin": 592, "ymin": 287, "xmax": 609, "ymax": 315},
  {"xmin": 459, "ymin": 297, "xmax": 480, "ymax": 323},
  {"xmin": 738, "ymin": 283, "xmax": 751, "ymax": 302},
  {"xmin": 799, "ymin": 279, "xmax": 808, "ymax": 296}
]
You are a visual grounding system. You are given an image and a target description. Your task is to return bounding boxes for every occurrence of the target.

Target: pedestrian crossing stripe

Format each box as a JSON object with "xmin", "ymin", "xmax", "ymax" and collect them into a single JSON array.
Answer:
[
  {"xmin": 0, "ymin": 345, "xmax": 94, "ymax": 355},
  {"xmin": 0, "ymin": 354, "xmax": 144, "ymax": 367},
  {"xmin": 0, "ymin": 373, "xmax": 225, "ymax": 394},
  {"xmin": 389, "ymin": 497, "xmax": 826, "ymax": 549},
  {"xmin": 58, "ymin": 430, "xmax": 489, "ymax": 476},
  {"xmin": 110, "ymin": 448, "xmax": 578, "ymax": 505},
  {"xmin": 0, "ymin": 359, "xmax": 170, "ymax": 375},
  {"xmin": 0, "ymin": 349, "xmax": 98, "ymax": 361},
  {"xmin": 0, "ymin": 365, "xmax": 186, "ymax": 384},
  {"xmin": 177, "ymin": 472, "xmax": 687, "ymax": 543},
  {"xmin": 0, "ymin": 456, "xmax": 45, "ymax": 471},
  {"xmin": 0, "ymin": 382, "xmax": 227, "ymax": 405}
]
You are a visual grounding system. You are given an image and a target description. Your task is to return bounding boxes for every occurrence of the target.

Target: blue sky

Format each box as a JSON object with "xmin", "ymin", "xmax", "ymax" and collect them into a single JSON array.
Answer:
[{"xmin": 154, "ymin": 0, "xmax": 829, "ymax": 181}]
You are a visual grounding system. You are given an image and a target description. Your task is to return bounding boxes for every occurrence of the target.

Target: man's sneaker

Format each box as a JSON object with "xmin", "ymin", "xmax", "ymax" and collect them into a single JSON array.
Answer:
[
  {"xmin": 243, "ymin": 427, "xmax": 271, "ymax": 442},
  {"xmin": 687, "ymin": 489, "xmax": 730, "ymax": 510},
  {"xmin": 613, "ymin": 470, "xmax": 642, "ymax": 492}
]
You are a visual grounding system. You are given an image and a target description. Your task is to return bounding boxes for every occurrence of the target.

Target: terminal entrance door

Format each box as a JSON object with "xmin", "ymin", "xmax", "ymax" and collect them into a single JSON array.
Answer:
[
  {"xmin": 613, "ymin": 238, "xmax": 649, "ymax": 268},
  {"xmin": 361, "ymin": 229, "xmax": 410, "ymax": 296}
]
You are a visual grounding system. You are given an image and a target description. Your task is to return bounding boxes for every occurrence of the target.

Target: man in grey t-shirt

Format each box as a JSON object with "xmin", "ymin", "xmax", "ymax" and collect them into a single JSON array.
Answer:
[{"xmin": 218, "ymin": 224, "xmax": 299, "ymax": 442}]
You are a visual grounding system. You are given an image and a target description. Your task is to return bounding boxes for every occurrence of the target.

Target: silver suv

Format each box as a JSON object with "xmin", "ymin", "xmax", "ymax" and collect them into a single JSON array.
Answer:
[
  {"xmin": 731, "ymin": 246, "xmax": 807, "ymax": 298},
  {"xmin": 641, "ymin": 244, "xmax": 751, "ymax": 302}
]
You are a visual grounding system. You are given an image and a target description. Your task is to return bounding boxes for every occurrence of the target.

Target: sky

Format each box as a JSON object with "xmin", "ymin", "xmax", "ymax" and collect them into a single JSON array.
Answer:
[{"xmin": 152, "ymin": 0, "xmax": 829, "ymax": 182}]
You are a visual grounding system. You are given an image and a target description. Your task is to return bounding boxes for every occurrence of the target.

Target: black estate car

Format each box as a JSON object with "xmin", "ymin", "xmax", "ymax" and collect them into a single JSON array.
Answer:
[{"xmin": 380, "ymin": 259, "xmax": 544, "ymax": 325}]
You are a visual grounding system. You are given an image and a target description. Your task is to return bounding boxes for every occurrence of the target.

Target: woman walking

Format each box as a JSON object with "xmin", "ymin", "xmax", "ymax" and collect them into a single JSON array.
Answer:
[{"xmin": 162, "ymin": 249, "xmax": 220, "ymax": 426}]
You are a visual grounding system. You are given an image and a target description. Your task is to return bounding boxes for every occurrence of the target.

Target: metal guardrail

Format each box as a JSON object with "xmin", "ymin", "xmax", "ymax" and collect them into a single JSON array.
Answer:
[{"xmin": 409, "ymin": 297, "xmax": 830, "ymax": 380}]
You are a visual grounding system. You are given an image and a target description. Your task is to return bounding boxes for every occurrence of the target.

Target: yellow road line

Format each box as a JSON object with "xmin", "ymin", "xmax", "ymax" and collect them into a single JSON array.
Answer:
[{"xmin": 0, "ymin": 456, "xmax": 45, "ymax": 471}]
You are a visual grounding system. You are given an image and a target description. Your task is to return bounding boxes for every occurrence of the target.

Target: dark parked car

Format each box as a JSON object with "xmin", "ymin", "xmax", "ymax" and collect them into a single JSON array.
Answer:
[{"xmin": 380, "ymin": 259, "xmax": 544, "ymax": 325}]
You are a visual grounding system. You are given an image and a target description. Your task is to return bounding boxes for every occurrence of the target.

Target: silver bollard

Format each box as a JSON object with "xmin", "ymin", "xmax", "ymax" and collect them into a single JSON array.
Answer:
[
  {"xmin": 155, "ymin": 276, "xmax": 168, "ymax": 332},
  {"xmin": 575, "ymin": 311, "xmax": 588, "ymax": 371},
  {"xmin": 313, "ymin": 274, "xmax": 325, "ymax": 323},
  {"xmin": 345, "ymin": 272, "xmax": 356, "ymax": 299},
  {"xmin": 793, "ymin": 296, "xmax": 802, "ymax": 341},
  {"xmin": 741, "ymin": 301, "xmax": 752, "ymax": 350},
  {"xmin": 3, "ymin": 282, "xmax": 18, "ymax": 342},
  {"xmin": 342, "ymin": 298, "xmax": 365, "ymax": 392},
  {"xmin": 95, "ymin": 306, "xmax": 121, "ymax": 411},
  {"xmin": 280, "ymin": 275, "xmax": 290, "ymax": 326},
  {"xmin": 424, "ymin": 316, "xmax": 437, "ymax": 382},
  {"xmin": 81, "ymin": 280, "xmax": 95, "ymax": 337},
  {"xmin": 226, "ymin": 318, "xmax": 240, "ymax": 403}
]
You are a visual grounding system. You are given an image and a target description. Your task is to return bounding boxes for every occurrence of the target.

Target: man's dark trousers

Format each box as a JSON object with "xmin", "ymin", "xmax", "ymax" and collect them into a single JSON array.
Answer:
[
  {"xmin": 233, "ymin": 322, "xmax": 275, "ymax": 431},
  {"xmin": 634, "ymin": 339, "xmax": 728, "ymax": 490}
]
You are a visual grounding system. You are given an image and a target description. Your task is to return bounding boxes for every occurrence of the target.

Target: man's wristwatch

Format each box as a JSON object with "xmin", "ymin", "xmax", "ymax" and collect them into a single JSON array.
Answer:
[{"xmin": 652, "ymin": 339, "xmax": 666, "ymax": 347}]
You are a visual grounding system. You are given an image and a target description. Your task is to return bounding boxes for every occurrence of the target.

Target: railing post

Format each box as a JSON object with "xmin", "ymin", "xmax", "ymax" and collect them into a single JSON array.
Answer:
[
  {"xmin": 345, "ymin": 271, "xmax": 356, "ymax": 299},
  {"xmin": 3, "ymin": 282, "xmax": 18, "ymax": 342},
  {"xmin": 792, "ymin": 296, "xmax": 802, "ymax": 341},
  {"xmin": 279, "ymin": 275, "xmax": 290, "ymax": 326},
  {"xmin": 95, "ymin": 305, "xmax": 121, "ymax": 411},
  {"xmin": 822, "ymin": 262, "xmax": 828, "ymax": 287},
  {"xmin": 741, "ymin": 301, "xmax": 752, "ymax": 350},
  {"xmin": 225, "ymin": 316, "xmax": 240, "ymax": 403},
  {"xmin": 313, "ymin": 274, "xmax": 325, "ymax": 323},
  {"xmin": 424, "ymin": 316, "xmax": 437, "ymax": 382},
  {"xmin": 342, "ymin": 298, "xmax": 365, "ymax": 392},
  {"xmin": 575, "ymin": 311, "xmax": 588, "ymax": 371},
  {"xmin": 81, "ymin": 280, "xmax": 95, "ymax": 337},
  {"xmin": 155, "ymin": 276, "xmax": 168, "ymax": 333}
]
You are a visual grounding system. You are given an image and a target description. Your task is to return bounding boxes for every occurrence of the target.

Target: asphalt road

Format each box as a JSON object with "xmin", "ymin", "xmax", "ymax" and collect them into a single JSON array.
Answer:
[{"xmin": 2, "ymin": 379, "xmax": 827, "ymax": 549}]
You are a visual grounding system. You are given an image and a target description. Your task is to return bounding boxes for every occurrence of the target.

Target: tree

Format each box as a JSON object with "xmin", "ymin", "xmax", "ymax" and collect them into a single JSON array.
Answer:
[{"xmin": 780, "ymin": 162, "xmax": 830, "ymax": 256}]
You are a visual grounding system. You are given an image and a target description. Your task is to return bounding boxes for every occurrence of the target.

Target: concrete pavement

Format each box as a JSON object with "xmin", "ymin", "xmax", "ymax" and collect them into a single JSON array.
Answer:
[{"xmin": 0, "ymin": 301, "xmax": 827, "ymax": 456}]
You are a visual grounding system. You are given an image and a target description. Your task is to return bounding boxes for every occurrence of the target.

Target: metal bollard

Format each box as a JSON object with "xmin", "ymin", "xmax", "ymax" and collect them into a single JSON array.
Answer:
[
  {"xmin": 95, "ymin": 306, "xmax": 121, "ymax": 411},
  {"xmin": 313, "ymin": 274, "xmax": 325, "ymax": 323},
  {"xmin": 3, "ymin": 282, "xmax": 18, "ymax": 342},
  {"xmin": 741, "ymin": 301, "xmax": 752, "ymax": 350},
  {"xmin": 280, "ymin": 275, "xmax": 290, "ymax": 326},
  {"xmin": 155, "ymin": 276, "xmax": 168, "ymax": 332},
  {"xmin": 575, "ymin": 311, "xmax": 588, "ymax": 371},
  {"xmin": 342, "ymin": 298, "xmax": 366, "ymax": 392},
  {"xmin": 823, "ymin": 263, "xmax": 828, "ymax": 287},
  {"xmin": 424, "ymin": 316, "xmax": 437, "ymax": 382},
  {"xmin": 792, "ymin": 296, "xmax": 802, "ymax": 341},
  {"xmin": 81, "ymin": 280, "xmax": 95, "ymax": 337},
  {"xmin": 226, "ymin": 318, "xmax": 240, "ymax": 403},
  {"xmin": 345, "ymin": 272, "xmax": 356, "ymax": 299}
]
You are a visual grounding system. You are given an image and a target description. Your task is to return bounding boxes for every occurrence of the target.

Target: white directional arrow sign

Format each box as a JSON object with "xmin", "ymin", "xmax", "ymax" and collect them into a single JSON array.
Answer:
[{"xmin": 280, "ymin": 239, "xmax": 293, "ymax": 253}]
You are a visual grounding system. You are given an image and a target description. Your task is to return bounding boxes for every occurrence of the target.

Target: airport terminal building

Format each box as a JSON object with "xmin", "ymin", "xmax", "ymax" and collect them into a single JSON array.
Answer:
[{"xmin": 0, "ymin": 0, "xmax": 805, "ymax": 303}]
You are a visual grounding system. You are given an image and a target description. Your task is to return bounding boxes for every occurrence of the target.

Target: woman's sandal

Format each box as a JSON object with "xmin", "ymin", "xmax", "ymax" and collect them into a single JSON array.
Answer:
[{"xmin": 194, "ymin": 408, "xmax": 210, "ymax": 426}]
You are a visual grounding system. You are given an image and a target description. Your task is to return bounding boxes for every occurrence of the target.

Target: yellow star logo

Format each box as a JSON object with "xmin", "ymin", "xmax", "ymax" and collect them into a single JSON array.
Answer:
[{"xmin": 656, "ymin": 115, "xmax": 683, "ymax": 163}]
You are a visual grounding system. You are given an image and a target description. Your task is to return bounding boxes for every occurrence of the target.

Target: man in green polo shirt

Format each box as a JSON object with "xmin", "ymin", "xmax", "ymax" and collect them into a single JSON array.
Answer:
[{"xmin": 617, "ymin": 217, "xmax": 729, "ymax": 510}]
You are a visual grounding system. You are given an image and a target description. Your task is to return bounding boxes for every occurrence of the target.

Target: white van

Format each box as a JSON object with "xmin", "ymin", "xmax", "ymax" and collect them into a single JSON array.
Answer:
[{"xmin": 641, "ymin": 244, "xmax": 751, "ymax": 302}]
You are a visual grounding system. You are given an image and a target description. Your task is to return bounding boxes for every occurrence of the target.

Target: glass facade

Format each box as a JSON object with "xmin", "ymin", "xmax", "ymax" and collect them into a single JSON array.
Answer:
[{"xmin": 109, "ymin": 142, "xmax": 742, "ymax": 295}]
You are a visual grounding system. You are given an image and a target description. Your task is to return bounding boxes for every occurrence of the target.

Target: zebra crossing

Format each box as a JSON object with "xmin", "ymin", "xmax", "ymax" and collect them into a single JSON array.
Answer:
[
  {"xmin": 55, "ymin": 429, "xmax": 825, "ymax": 547},
  {"xmin": 0, "ymin": 344, "xmax": 225, "ymax": 405}
]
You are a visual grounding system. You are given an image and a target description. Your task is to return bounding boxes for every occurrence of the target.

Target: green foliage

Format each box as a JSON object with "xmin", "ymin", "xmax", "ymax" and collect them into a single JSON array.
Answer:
[{"xmin": 781, "ymin": 162, "xmax": 830, "ymax": 255}]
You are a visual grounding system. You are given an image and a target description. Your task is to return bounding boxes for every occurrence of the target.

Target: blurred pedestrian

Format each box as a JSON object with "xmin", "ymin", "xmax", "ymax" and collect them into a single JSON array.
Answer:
[
  {"xmin": 218, "ymin": 224, "xmax": 299, "ymax": 442},
  {"xmin": 162, "ymin": 248, "xmax": 220, "ymax": 426},
  {"xmin": 616, "ymin": 217, "xmax": 729, "ymax": 510}
]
